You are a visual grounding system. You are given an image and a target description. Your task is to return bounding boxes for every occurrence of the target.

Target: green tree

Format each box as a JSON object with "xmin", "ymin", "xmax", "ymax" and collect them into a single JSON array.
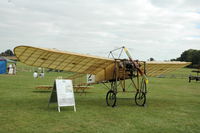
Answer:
[
  {"xmin": 175, "ymin": 49, "xmax": 200, "ymax": 68},
  {"xmin": 0, "ymin": 49, "xmax": 14, "ymax": 56},
  {"xmin": 149, "ymin": 57, "xmax": 155, "ymax": 61}
]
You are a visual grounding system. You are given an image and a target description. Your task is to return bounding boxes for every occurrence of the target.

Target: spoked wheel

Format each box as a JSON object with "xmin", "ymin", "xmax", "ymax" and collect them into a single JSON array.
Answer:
[
  {"xmin": 106, "ymin": 90, "xmax": 116, "ymax": 107},
  {"xmin": 135, "ymin": 78, "xmax": 147, "ymax": 106},
  {"xmin": 135, "ymin": 91, "xmax": 146, "ymax": 106}
]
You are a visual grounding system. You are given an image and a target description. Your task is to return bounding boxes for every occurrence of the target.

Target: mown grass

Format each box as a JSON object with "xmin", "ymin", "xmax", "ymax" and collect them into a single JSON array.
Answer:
[{"xmin": 0, "ymin": 65, "xmax": 200, "ymax": 133}]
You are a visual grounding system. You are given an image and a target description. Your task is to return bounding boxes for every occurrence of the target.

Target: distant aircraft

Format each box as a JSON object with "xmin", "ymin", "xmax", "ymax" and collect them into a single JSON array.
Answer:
[{"xmin": 14, "ymin": 45, "xmax": 191, "ymax": 107}]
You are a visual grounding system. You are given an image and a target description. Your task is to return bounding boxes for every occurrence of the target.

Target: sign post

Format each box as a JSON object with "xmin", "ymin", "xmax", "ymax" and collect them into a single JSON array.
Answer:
[{"xmin": 49, "ymin": 79, "xmax": 76, "ymax": 112}]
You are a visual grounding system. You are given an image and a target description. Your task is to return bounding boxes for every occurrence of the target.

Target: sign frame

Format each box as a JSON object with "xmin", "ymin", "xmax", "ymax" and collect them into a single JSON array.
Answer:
[{"xmin": 49, "ymin": 79, "xmax": 76, "ymax": 112}]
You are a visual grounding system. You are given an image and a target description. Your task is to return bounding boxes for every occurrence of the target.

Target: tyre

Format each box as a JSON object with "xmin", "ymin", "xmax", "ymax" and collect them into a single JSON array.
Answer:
[
  {"xmin": 135, "ymin": 91, "xmax": 146, "ymax": 106},
  {"xmin": 106, "ymin": 90, "xmax": 116, "ymax": 107}
]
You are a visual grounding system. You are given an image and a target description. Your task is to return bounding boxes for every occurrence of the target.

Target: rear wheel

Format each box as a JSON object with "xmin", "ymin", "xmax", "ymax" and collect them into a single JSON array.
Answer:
[{"xmin": 106, "ymin": 90, "xmax": 116, "ymax": 107}]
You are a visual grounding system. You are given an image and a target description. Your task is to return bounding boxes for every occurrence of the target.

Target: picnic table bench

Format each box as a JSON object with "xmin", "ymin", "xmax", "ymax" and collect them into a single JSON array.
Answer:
[{"xmin": 35, "ymin": 85, "xmax": 53, "ymax": 90}]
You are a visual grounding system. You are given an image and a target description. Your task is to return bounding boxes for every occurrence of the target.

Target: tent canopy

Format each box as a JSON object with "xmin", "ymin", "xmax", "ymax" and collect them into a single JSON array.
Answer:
[{"xmin": 0, "ymin": 57, "xmax": 7, "ymax": 74}]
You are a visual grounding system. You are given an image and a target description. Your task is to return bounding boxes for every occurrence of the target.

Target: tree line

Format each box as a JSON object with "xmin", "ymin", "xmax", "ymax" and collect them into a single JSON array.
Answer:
[
  {"xmin": 0, "ymin": 49, "xmax": 14, "ymax": 56},
  {"xmin": 171, "ymin": 49, "xmax": 200, "ymax": 68}
]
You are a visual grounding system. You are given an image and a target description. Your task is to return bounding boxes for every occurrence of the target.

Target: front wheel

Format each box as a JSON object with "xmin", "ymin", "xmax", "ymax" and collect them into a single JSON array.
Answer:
[
  {"xmin": 135, "ymin": 91, "xmax": 146, "ymax": 106},
  {"xmin": 106, "ymin": 90, "xmax": 116, "ymax": 107}
]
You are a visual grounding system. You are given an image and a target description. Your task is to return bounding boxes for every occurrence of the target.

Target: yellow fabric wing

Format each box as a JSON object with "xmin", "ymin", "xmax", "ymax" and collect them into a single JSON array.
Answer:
[
  {"xmin": 145, "ymin": 61, "xmax": 191, "ymax": 77},
  {"xmin": 14, "ymin": 45, "xmax": 115, "ymax": 74}
]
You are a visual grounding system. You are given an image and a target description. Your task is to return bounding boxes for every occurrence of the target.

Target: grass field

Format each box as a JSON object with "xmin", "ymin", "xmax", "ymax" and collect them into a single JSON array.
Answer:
[{"xmin": 0, "ymin": 64, "xmax": 200, "ymax": 133}]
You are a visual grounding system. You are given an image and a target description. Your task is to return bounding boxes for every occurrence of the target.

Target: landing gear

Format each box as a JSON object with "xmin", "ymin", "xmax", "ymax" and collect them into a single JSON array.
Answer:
[
  {"xmin": 135, "ymin": 79, "xmax": 147, "ymax": 106},
  {"xmin": 106, "ymin": 90, "xmax": 117, "ymax": 107},
  {"xmin": 103, "ymin": 47, "xmax": 148, "ymax": 107}
]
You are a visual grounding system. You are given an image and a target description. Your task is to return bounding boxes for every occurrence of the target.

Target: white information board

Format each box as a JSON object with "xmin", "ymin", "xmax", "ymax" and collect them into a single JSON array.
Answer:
[{"xmin": 55, "ymin": 79, "xmax": 76, "ymax": 112}]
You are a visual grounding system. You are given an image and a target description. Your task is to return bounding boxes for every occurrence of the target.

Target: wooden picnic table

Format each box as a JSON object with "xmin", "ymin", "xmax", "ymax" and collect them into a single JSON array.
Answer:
[{"xmin": 35, "ymin": 85, "xmax": 93, "ymax": 93}]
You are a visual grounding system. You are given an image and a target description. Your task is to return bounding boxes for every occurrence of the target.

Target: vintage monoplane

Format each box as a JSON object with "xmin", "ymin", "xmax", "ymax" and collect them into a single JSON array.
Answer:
[{"xmin": 14, "ymin": 45, "xmax": 191, "ymax": 107}]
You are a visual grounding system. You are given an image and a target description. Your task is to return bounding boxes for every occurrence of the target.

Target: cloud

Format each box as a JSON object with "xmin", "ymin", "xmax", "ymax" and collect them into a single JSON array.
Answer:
[{"xmin": 0, "ymin": 0, "xmax": 200, "ymax": 60}]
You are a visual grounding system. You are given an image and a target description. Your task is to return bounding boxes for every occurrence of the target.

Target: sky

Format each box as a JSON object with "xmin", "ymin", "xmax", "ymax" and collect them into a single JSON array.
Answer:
[{"xmin": 0, "ymin": 0, "xmax": 200, "ymax": 61}]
